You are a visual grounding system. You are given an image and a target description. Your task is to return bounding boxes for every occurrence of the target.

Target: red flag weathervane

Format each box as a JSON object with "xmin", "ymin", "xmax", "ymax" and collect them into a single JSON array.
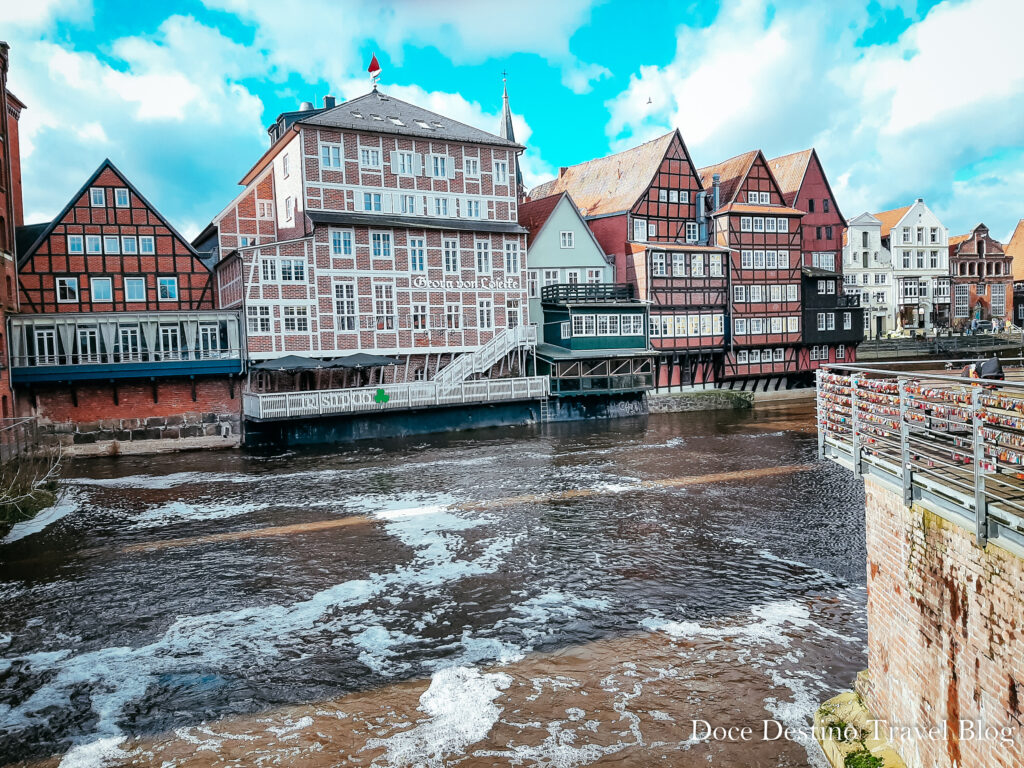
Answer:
[{"xmin": 367, "ymin": 54, "xmax": 382, "ymax": 87}]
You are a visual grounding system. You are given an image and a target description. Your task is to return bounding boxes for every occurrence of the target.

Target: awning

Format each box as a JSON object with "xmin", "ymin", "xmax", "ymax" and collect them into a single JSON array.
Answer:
[
  {"xmin": 328, "ymin": 353, "xmax": 402, "ymax": 369},
  {"xmin": 251, "ymin": 355, "xmax": 331, "ymax": 371}
]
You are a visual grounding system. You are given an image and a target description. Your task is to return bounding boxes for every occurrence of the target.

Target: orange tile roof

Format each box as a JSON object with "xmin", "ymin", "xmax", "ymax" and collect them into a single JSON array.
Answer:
[
  {"xmin": 697, "ymin": 151, "xmax": 758, "ymax": 206},
  {"xmin": 872, "ymin": 205, "xmax": 912, "ymax": 238},
  {"xmin": 768, "ymin": 149, "xmax": 813, "ymax": 207},
  {"xmin": 1008, "ymin": 219, "xmax": 1024, "ymax": 280},
  {"xmin": 517, "ymin": 192, "xmax": 564, "ymax": 248},
  {"xmin": 948, "ymin": 233, "xmax": 970, "ymax": 247},
  {"xmin": 525, "ymin": 132, "xmax": 677, "ymax": 217}
]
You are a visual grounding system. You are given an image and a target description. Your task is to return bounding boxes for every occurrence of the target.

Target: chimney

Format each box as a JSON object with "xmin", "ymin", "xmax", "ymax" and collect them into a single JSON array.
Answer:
[
  {"xmin": 299, "ymin": 101, "xmax": 314, "ymax": 112},
  {"xmin": 559, "ymin": 167, "xmax": 568, "ymax": 178},
  {"xmin": 712, "ymin": 173, "xmax": 721, "ymax": 211},
  {"xmin": 323, "ymin": 95, "xmax": 336, "ymax": 109},
  {"xmin": 916, "ymin": 197, "xmax": 923, "ymax": 203}
]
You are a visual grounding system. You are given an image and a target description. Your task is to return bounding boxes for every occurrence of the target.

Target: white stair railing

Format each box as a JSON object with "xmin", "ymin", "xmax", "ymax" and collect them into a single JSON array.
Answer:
[{"xmin": 433, "ymin": 325, "xmax": 536, "ymax": 386}]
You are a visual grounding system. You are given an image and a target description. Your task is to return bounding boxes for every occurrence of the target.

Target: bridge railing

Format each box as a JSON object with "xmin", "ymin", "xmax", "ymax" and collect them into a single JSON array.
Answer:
[{"xmin": 817, "ymin": 359, "xmax": 1024, "ymax": 555}]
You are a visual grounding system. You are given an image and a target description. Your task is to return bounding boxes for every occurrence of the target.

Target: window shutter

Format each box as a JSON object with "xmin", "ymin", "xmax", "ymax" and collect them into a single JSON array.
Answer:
[
  {"xmin": 422, "ymin": 155, "xmax": 432, "ymax": 178},
  {"xmin": 414, "ymin": 153, "xmax": 424, "ymax": 176},
  {"xmin": 446, "ymin": 157, "xmax": 456, "ymax": 180},
  {"xmin": 389, "ymin": 151, "xmax": 399, "ymax": 172}
]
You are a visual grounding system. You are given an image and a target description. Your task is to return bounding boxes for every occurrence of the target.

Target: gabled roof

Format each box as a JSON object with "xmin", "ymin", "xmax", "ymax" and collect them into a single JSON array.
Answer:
[
  {"xmin": 297, "ymin": 89, "xmax": 523, "ymax": 150},
  {"xmin": 948, "ymin": 233, "xmax": 970, "ymax": 247},
  {"xmin": 696, "ymin": 150, "xmax": 758, "ymax": 206},
  {"xmin": 848, "ymin": 212, "xmax": 882, "ymax": 226},
  {"xmin": 518, "ymin": 192, "xmax": 562, "ymax": 247},
  {"xmin": 1008, "ymin": 218, "xmax": 1024, "ymax": 255},
  {"xmin": 872, "ymin": 205, "xmax": 912, "ymax": 239},
  {"xmin": 525, "ymin": 132, "xmax": 678, "ymax": 217},
  {"xmin": 768, "ymin": 149, "xmax": 813, "ymax": 207},
  {"xmin": 14, "ymin": 158, "xmax": 205, "ymax": 269}
]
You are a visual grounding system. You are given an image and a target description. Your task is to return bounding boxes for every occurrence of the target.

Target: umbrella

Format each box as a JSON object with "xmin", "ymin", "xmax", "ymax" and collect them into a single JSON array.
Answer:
[
  {"xmin": 250, "ymin": 355, "xmax": 329, "ymax": 371},
  {"xmin": 328, "ymin": 353, "xmax": 402, "ymax": 369}
]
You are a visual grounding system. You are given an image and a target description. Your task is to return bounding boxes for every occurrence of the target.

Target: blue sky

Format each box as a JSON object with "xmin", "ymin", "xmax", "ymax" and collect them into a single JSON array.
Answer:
[{"xmin": 5, "ymin": 0, "xmax": 1023, "ymax": 242}]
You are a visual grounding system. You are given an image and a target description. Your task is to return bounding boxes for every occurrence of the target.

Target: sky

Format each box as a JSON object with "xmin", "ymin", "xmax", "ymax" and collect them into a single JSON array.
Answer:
[{"xmin": 3, "ymin": 0, "xmax": 1023, "ymax": 243}]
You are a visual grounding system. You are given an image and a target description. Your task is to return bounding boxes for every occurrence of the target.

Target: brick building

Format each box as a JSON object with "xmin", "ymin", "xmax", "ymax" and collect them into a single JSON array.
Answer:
[
  {"xmin": 0, "ymin": 42, "xmax": 25, "ymax": 418},
  {"xmin": 698, "ymin": 151, "xmax": 804, "ymax": 384},
  {"xmin": 12, "ymin": 160, "xmax": 243, "ymax": 451},
  {"xmin": 771, "ymin": 148, "xmax": 863, "ymax": 373},
  {"xmin": 528, "ymin": 132, "xmax": 729, "ymax": 389},
  {"xmin": 948, "ymin": 222, "xmax": 1013, "ymax": 325}
]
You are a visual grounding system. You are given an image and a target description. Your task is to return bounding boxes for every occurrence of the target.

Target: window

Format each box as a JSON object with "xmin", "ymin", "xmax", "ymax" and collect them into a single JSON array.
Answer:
[
  {"xmin": 566, "ymin": 269, "xmax": 580, "ymax": 284},
  {"xmin": 444, "ymin": 239, "xmax": 460, "ymax": 273},
  {"xmin": 261, "ymin": 258, "xmax": 277, "ymax": 282},
  {"xmin": 396, "ymin": 150, "xmax": 416, "ymax": 175},
  {"xmin": 408, "ymin": 238, "xmax": 426, "ymax": 272},
  {"xmin": 432, "ymin": 155, "xmax": 448, "ymax": 177},
  {"xmin": 412, "ymin": 303, "xmax": 429, "ymax": 331},
  {"xmin": 750, "ymin": 318, "xmax": 764, "ymax": 335},
  {"xmin": 140, "ymin": 236, "xmax": 155, "ymax": 254},
  {"xmin": 754, "ymin": 250, "xmax": 765, "ymax": 268},
  {"xmin": 808, "ymin": 199, "xmax": 816, "ymax": 213},
  {"xmin": 733, "ymin": 285, "xmax": 747, "ymax": 302},
  {"xmin": 690, "ymin": 254, "xmax": 705, "ymax": 277},
  {"xmin": 122, "ymin": 236, "xmax": 138, "ymax": 254},
  {"xmin": 321, "ymin": 144, "xmax": 342, "ymax": 168},
  {"xmin": 446, "ymin": 303, "xmax": 462, "ymax": 330},
  {"xmin": 753, "ymin": 217, "xmax": 764, "ymax": 233},
  {"xmin": 464, "ymin": 199, "xmax": 481, "ymax": 218},
  {"xmin": 427, "ymin": 196, "xmax": 446, "ymax": 216},
  {"xmin": 89, "ymin": 188, "xmax": 105, "ymax": 207},
  {"xmin": 543, "ymin": 269, "xmax": 559, "ymax": 287},
  {"xmin": 560, "ymin": 231, "xmax": 575, "ymax": 249},
  {"xmin": 360, "ymin": 148, "xmax": 382, "ymax": 168},
  {"xmin": 766, "ymin": 250, "xmax": 778, "ymax": 269},
  {"xmin": 658, "ymin": 189, "xmax": 667, "ymax": 202},
  {"xmin": 622, "ymin": 315, "xmax": 644, "ymax": 335},
  {"xmin": 103, "ymin": 235, "xmax": 120, "ymax": 254},
  {"xmin": 766, "ymin": 218, "xmax": 777, "ymax": 233},
  {"xmin": 571, "ymin": 315, "xmax": 586, "ymax": 336},
  {"xmin": 777, "ymin": 250, "xmax": 790, "ymax": 269},
  {"xmin": 494, "ymin": 161, "xmax": 508, "ymax": 184},
  {"xmin": 633, "ymin": 218, "xmax": 646, "ymax": 241},
  {"xmin": 372, "ymin": 232, "xmax": 392, "ymax": 258},
  {"xmin": 198, "ymin": 324, "xmax": 220, "ymax": 358},
  {"xmin": 68, "ymin": 235, "xmax": 84, "ymax": 253},
  {"xmin": 669, "ymin": 190, "xmax": 678, "ymax": 203},
  {"xmin": 607, "ymin": 315, "xmax": 621, "ymax": 335},
  {"xmin": 843, "ymin": 312, "xmax": 852, "ymax": 330},
  {"xmin": 650, "ymin": 316, "xmax": 661, "ymax": 337},
  {"xmin": 741, "ymin": 250, "xmax": 753, "ymax": 269},
  {"xmin": 246, "ymin": 306, "xmax": 271, "ymax": 333},
  {"xmin": 124, "ymin": 277, "xmax": 145, "ymax": 302},
  {"xmin": 652, "ymin": 253, "xmax": 666, "ymax": 277},
  {"xmin": 475, "ymin": 240, "xmax": 491, "ymax": 274},
  {"xmin": 817, "ymin": 312, "xmax": 826, "ymax": 331},
  {"xmin": 902, "ymin": 227, "xmax": 911, "ymax": 244},
  {"xmin": 56, "ymin": 277, "xmax": 78, "ymax": 303},
  {"xmin": 281, "ymin": 259, "xmax": 306, "ymax": 282},
  {"xmin": 283, "ymin": 306, "xmax": 309, "ymax": 332},
  {"xmin": 330, "ymin": 229, "xmax": 353, "ymax": 256},
  {"xmin": 777, "ymin": 218, "xmax": 789, "ymax": 233},
  {"xmin": 398, "ymin": 194, "xmax": 417, "ymax": 215},
  {"xmin": 826, "ymin": 313, "xmax": 835, "ymax": 330},
  {"xmin": 527, "ymin": 270, "xmax": 539, "ymax": 298},
  {"xmin": 750, "ymin": 285, "xmax": 764, "ymax": 303},
  {"xmin": 759, "ymin": 192, "xmax": 770, "ymax": 205},
  {"xmin": 734, "ymin": 318, "xmax": 748, "ymax": 335},
  {"xmin": 710, "ymin": 254, "xmax": 723, "ymax": 277},
  {"xmin": 561, "ymin": 321, "xmax": 571, "ymax": 339},
  {"xmin": 737, "ymin": 350, "xmax": 748, "ymax": 364},
  {"xmin": 258, "ymin": 201, "xmax": 273, "ymax": 219},
  {"xmin": 114, "ymin": 188, "xmax": 130, "ymax": 207},
  {"xmin": 374, "ymin": 283, "xmax": 395, "ymax": 329},
  {"xmin": 363, "ymin": 192, "xmax": 382, "ymax": 212},
  {"xmin": 836, "ymin": 344, "xmax": 845, "ymax": 360},
  {"xmin": 770, "ymin": 284, "xmax": 782, "ymax": 302},
  {"xmin": 825, "ymin": 226, "xmax": 833, "ymax": 240},
  {"xmin": 992, "ymin": 284, "xmax": 1006, "ymax": 316},
  {"xmin": 586, "ymin": 268, "xmax": 603, "ymax": 284},
  {"xmin": 930, "ymin": 227, "xmax": 938, "ymax": 244},
  {"xmin": 157, "ymin": 325, "xmax": 182, "ymax": 360},
  {"xmin": 770, "ymin": 317, "xmax": 782, "ymax": 333},
  {"xmin": 773, "ymin": 348, "xmax": 784, "ymax": 362},
  {"xmin": 239, "ymin": 236, "xmax": 256, "ymax": 248},
  {"xmin": 685, "ymin": 222, "xmax": 698, "ymax": 242},
  {"xmin": 648, "ymin": 223, "xmax": 657, "ymax": 237},
  {"xmin": 464, "ymin": 157, "xmax": 480, "ymax": 177},
  {"xmin": 740, "ymin": 217, "xmax": 752, "ymax": 232},
  {"xmin": 477, "ymin": 299, "xmax": 493, "ymax": 330},
  {"xmin": 672, "ymin": 253, "xmax": 686, "ymax": 276},
  {"xmin": 787, "ymin": 284, "xmax": 798, "ymax": 302},
  {"xmin": 504, "ymin": 242, "xmax": 520, "ymax": 273},
  {"xmin": 282, "ymin": 153, "xmax": 290, "ymax": 178},
  {"xmin": 787, "ymin": 316, "xmax": 799, "ymax": 333},
  {"xmin": 158, "ymin": 277, "xmax": 178, "ymax": 301},
  {"xmin": 119, "ymin": 326, "xmax": 141, "ymax": 361},
  {"xmin": 506, "ymin": 299, "xmax": 521, "ymax": 327},
  {"xmin": 285, "ymin": 196, "xmax": 294, "ymax": 221},
  {"xmin": 91, "ymin": 277, "xmax": 112, "ymax": 302}
]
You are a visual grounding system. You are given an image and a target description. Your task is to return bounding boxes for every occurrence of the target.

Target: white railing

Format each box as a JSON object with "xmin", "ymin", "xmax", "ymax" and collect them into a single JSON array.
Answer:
[
  {"xmin": 432, "ymin": 325, "xmax": 537, "ymax": 386},
  {"xmin": 244, "ymin": 375, "xmax": 549, "ymax": 420}
]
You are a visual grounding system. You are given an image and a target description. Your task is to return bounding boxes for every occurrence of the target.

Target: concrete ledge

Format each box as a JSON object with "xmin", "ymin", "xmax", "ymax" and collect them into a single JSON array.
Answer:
[
  {"xmin": 64, "ymin": 434, "xmax": 241, "ymax": 457},
  {"xmin": 647, "ymin": 390, "xmax": 753, "ymax": 413},
  {"xmin": 816, "ymin": 682, "xmax": 906, "ymax": 768},
  {"xmin": 753, "ymin": 387, "xmax": 816, "ymax": 403}
]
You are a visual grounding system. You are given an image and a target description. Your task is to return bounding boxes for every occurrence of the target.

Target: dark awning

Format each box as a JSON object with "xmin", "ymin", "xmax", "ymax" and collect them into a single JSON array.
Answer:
[
  {"xmin": 250, "ymin": 355, "xmax": 330, "ymax": 371},
  {"xmin": 328, "ymin": 353, "xmax": 403, "ymax": 369}
]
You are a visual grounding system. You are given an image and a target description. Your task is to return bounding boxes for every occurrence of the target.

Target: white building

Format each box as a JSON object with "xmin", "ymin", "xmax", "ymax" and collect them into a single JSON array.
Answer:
[
  {"xmin": 843, "ymin": 212, "xmax": 896, "ymax": 339},
  {"xmin": 877, "ymin": 199, "xmax": 950, "ymax": 332}
]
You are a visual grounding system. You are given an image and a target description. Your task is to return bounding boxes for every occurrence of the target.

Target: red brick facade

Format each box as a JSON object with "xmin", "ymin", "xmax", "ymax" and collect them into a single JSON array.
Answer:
[
  {"xmin": 0, "ymin": 42, "xmax": 24, "ymax": 418},
  {"xmin": 863, "ymin": 476, "xmax": 1024, "ymax": 768},
  {"xmin": 18, "ymin": 161, "xmax": 214, "ymax": 313},
  {"xmin": 949, "ymin": 223, "xmax": 1013, "ymax": 324}
]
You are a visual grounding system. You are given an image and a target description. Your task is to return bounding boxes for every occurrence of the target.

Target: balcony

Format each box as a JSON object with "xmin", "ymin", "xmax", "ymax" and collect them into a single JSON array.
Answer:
[
  {"xmin": 243, "ymin": 376, "xmax": 549, "ymax": 420},
  {"xmin": 817, "ymin": 361, "xmax": 1024, "ymax": 554},
  {"xmin": 8, "ymin": 311, "xmax": 243, "ymax": 383},
  {"xmin": 541, "ymin": 283, "xmax": 637, "ymax": 304}
]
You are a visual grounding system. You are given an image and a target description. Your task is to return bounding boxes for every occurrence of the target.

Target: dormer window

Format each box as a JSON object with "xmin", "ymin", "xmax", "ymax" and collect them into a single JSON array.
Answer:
[{"xmin": 415, "ymin": 120, "xmax": 431, "ymax": 129}]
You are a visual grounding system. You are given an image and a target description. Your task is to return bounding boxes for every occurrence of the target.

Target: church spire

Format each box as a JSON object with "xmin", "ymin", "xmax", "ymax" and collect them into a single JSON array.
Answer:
[{"xmin": 499, "ymin": 72, "xmax": 525, "ymax": 200}]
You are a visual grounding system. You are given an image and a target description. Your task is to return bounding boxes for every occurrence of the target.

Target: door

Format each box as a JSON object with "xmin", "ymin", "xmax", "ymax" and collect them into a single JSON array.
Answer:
[{"xmin": 875, "ymin": 316, "xmax": 883, "ymax": 339}]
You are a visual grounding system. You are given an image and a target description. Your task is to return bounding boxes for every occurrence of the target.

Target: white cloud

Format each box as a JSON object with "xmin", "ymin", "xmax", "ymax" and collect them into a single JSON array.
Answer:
[{"xmin": 604, "ymin": 0, "xmax": 1024, "ymax": 238}]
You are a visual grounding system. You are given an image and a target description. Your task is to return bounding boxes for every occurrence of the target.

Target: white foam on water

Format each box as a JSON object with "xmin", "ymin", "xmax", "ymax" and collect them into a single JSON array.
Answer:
[
  {"xmin": 2, "ymin": 503, "xmax": 508, "ymax": 757},
  {"xmin": 266, "ymin": 715, "xmax": 314, "ymax": 739},
  {"xmin": 56, "ymin": 736, "xmax": 127, "ymax": 768},
  {"xmin": 130, "ymin": 500, "xmax": 264, "ymax": 529},
  {"xmin": 3, "ymin": 491, "xmax": 83, "ymax": 544},
  {"xmin": 642, "ymin": 600, "xmax": 813, "ymax": 648},
  {"xmin": 348, "ymin": 625, "xmax": 417, "ymax": 676},
  {"xmin": 364, "ymin": 666, "xmax": 511, "ymax": 767}
]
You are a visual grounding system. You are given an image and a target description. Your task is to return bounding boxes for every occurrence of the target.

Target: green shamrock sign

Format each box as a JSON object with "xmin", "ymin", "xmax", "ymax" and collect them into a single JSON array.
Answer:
[{"xmin": 374, "ymin": 388, "xmax": 390, "ymax": 404}]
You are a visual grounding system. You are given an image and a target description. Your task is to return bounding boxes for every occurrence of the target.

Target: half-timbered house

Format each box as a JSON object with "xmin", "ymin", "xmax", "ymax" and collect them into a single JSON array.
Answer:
[
  {"xmin": 11, "ymin": 159, "xmax": 243, "ymax": 448},
  {"xmin": 698, "ymin": 151, "xmax": 805, "ymax": 385},
  {"xmin": 528, "ymin": 131, "xmax": 729, "ymax": 389}
]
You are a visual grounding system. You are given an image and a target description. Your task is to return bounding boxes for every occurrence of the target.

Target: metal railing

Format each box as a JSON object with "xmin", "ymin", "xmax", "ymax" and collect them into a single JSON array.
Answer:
[
  {"xmin": 817, "ymin": 360, "xmax": 1024, "ymax": 554},
  {"xmin": 0, "ymin": 418, "xmax": 39, "ymax": 463},
  {"xmin": 541, "ymin": 283, "xmax": 637, "ymax": 304},
  {"xmin": 244, "ymin": 375, "xmax": 549, "ymax": 420},
  {"xmin": 432, "ymin": 325, "xmax": 536, "ymax": 386}
]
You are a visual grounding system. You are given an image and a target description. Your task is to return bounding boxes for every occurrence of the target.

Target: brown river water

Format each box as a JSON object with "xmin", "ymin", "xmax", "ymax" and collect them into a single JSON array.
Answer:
[{"xmin": 0, "ymin": 401, "xmax": 867, "ymax": 767}]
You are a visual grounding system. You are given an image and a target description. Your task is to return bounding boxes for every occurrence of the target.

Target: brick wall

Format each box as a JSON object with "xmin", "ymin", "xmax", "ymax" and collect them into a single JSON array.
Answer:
[
  {"xmin": 863, "ymin": 476, "xmax": 1024, "ymax": 768},
  {"xmin": 17, "ymin": 377, "xmax": 242, "ymax": 453}
]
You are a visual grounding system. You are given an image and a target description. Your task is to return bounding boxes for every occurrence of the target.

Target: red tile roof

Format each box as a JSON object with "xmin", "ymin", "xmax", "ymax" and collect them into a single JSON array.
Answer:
[
  {"xmin": 517, "ymin": 192, "xmax": 564, "ymax": 248},
  {"xmin": 768, "ymin": 149, "xmax": 813, "ymax": 207},
  {"xmin": 696, "ymin": 151, "xmax": 758, "ymax": 206},
  {"xmin": 1008, "ymin": 218, "xmax": 1024, "ymax": 281},
  {"xmin": 948, "ymin": 233, "xmax": 971, "ymax": 248},
  {"xmin": 873, "ymin": 205, "xmax": 912, "ymax": 239},
  {"xmin": 527, "ymin": 132, "xmax": 677, "ymax": 217}
]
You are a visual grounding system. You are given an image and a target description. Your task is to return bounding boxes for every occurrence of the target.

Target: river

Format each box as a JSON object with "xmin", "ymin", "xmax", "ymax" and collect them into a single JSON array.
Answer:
[{"xmin": 0, "ymin": 401, "xmax": 866, "ymax": 767}]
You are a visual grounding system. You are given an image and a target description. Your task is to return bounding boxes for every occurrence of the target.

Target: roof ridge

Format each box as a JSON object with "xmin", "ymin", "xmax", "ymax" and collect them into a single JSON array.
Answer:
[{"xmin": 550, "ymin": 131, "xmax": 675, "ymax": 175}]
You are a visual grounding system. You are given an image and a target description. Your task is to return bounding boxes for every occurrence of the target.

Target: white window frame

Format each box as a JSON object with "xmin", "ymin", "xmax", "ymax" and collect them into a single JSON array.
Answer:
[
  {"xmin": 330, "ymin": 228, "xmax": 354, "ymax": 257},
  {"xmin": 446, "ymin": 303, "xmax": 462, "ymax": 330},
  {"xmin": 90, "ymin": 277, "xmax": 112, "ymax": 303},
  {"xmin": 408, "ymin": 237, "xmax": 426, "ymax": 272},
  {"xmin": 685, "ymin": 222, "xmax": 698, "ymax": 243},
  {"xmin": 246, "ymin": 305, "xmax": 271, "ymax": 333},
  {"xmin": 67, "ymin": 235, "xmax": 84, "ymax": 254},
  {"xmin": 444, "ymin": 238, "xmax": 460, "ymax": 273},
  {"xmin": 121, "ymin": 236, "xmax": 138, "ymax": 254},
  {"xmin": 359, "ymin": 147, "xmax": 382, "ymax": 169},
  {"xmin": 103, "ymin": 235, "xmax": 120, "ymax": 254},
  {"xmin": 371, "ymin": 231, "xmax": 393, "ymax": 258},
  {"xmin": 89, "ymin": 188, "xmax": 105, "ymax": 207},
  {"xmin": 560, "ymin": 231, "xmax": 575, "ymax": 249},
  {"xmin": 477, "ymin": 298, "xmax": 494, "ymax": 330},
  {"xmin": 56, "ymin": 277, "xmax": 79, "ymax": 303},
  {"xmin": 283, "ymin": 305, "xmax": 309, "ymax": 332},
  {"xmin": 140, "ymin": 236, "xmax": 155, "ymax": 254},
  {"xmin": 157, "ymin": 277, "xmax": 179, "ymax": 302},
  {"xmin": 114, "ymin": 188, "xmax": 130, "ymax": 207},
  {"xmin": 320, "ymin": 143, "xmax": 343, "ymax": 168},
  {"xmin": 124, "ymin": 277, "xmax": 146, "ymax": 302},
  {"xmin": 475, "ymin": 240, "xmax": 492, "ymax": 275},
  {"xmin": 504, "ymin": 242, "xmax": 520, "ymax": 274}
]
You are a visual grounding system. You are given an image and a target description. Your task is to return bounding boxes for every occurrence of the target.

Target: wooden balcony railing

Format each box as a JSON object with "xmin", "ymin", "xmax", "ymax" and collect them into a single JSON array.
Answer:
[{"xmin": 541, "ymin": 283, "xmax": 636, "ymax": 304}]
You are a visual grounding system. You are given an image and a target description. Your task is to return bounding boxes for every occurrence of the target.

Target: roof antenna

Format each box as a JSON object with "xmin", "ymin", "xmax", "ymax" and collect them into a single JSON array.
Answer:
[{"xmin": 647, "ymin": 97, "xmax": 652, "ymax": 105}]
